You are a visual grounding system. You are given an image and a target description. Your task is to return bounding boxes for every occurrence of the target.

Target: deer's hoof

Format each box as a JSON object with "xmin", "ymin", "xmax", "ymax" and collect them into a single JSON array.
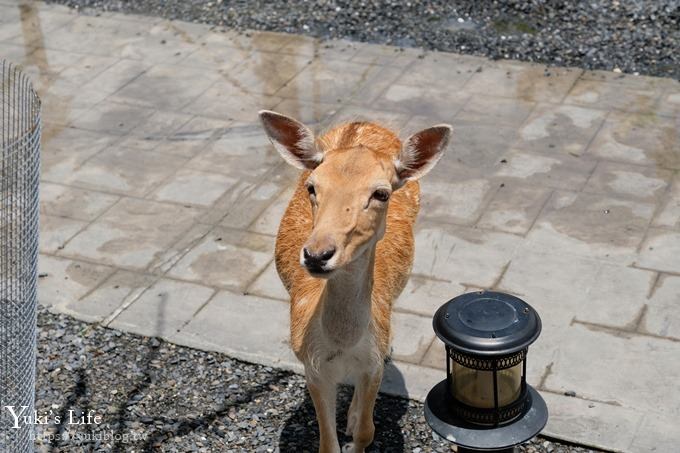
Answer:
[{"xmin": 341, "ymin": 443, "xmax": 361, "ymax": 453}]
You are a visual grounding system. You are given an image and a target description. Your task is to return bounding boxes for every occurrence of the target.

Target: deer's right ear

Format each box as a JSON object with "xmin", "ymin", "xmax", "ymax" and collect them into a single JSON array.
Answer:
[{"xmin": 259, "ymin": 110, "xmax": 322, "ymax": 170}]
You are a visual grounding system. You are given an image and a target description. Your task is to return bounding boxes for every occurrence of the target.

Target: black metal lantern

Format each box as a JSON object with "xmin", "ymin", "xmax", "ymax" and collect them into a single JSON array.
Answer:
[{"xmin": 425, "ymin": 291, "xmax": 548, "ymax": 452}]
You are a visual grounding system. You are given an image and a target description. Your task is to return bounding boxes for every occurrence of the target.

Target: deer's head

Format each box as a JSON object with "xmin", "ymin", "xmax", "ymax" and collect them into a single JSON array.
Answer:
[{"xmin": 260, "ymin": 111, "xmax": 451, "ymax": 278}]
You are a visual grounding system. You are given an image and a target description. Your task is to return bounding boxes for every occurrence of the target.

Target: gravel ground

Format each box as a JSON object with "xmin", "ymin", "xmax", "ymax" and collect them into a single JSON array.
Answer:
[
  {"xmin": 46, "ymin": 0, "xmax": 680, "ymax": 79},
  {"xmin": 34, "ymin": 307, "xmax": 599, "ymax": 452}
]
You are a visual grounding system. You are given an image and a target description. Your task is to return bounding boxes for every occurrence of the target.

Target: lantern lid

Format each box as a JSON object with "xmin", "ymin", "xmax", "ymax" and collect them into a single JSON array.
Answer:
[{"xmin": 433, "ymin": 291, "xmax": 541, "ymax": 356}]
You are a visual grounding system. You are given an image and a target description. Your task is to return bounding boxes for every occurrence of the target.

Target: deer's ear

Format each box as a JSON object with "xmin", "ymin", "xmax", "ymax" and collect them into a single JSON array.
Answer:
[
  {"xmin": 259, "ymin": 110, "xmax": 322, "ymax": 170},
  {"xmin": 394, "ymin": 125, "xmax": 452, "ymax": 186}
]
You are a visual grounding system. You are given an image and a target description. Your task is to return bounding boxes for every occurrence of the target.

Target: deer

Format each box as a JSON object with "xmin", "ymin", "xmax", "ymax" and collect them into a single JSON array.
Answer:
[{"xmin": 259, "ymin": 110, "xmax": 451, "ymax": 453}]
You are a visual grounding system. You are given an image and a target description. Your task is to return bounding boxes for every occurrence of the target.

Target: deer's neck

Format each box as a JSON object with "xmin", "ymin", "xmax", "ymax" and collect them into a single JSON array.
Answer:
[{"xmin": 320, "ymin": 247, "xmax": 375, "ymax": 349}]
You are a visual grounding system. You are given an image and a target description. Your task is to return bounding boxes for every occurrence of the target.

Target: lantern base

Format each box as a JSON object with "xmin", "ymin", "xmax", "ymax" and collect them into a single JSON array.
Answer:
[{"xmin": 425, "ymin": 380, "xmax": 548, "ymax": 452}]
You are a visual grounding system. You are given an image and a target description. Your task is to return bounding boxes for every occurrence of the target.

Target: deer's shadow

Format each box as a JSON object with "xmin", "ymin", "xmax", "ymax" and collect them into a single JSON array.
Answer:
[{"xmin": 278, "ymin": 361, "xmax": 409, "ymax": 453}]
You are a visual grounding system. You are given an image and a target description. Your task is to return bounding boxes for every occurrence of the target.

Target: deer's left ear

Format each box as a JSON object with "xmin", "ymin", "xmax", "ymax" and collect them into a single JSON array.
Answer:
[
  {"xmin": 394, "ymin": 125, "xmax": 452, "ymax": 187},
  {"xmin": 259, "ymin": 110, "xmax": 323, "ymax": 170}
]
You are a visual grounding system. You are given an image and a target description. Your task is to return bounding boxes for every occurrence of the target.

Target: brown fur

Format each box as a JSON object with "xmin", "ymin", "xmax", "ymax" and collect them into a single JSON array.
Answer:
[{"xmin": 275, "ymin": 122, "xmax": 420, "ymax": 361}]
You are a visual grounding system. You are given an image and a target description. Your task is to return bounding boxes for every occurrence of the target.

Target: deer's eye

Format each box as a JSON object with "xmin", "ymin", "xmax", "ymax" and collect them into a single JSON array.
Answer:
[
  {"xmin": 307, "ymin": 185, "xmax": 316, "ymax": 197},
  {"xmin": 372, "ymin": 189, "xmax": 390, "ymax": 202}
]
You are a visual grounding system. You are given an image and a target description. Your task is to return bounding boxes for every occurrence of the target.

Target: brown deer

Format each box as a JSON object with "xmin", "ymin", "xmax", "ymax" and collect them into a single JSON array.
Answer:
[{"xmin": 259, "ymin": 111, "xmax": 451, "ymax": 453}]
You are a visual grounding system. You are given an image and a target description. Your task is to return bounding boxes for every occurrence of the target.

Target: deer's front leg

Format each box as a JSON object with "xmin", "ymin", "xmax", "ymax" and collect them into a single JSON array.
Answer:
[
  {"xmin": 307, "ymin": 376, "xmax": 340, "ymax": 453},
  {"xmin": 343, "ymin": 366, "xmax": 383, "ymax": 453}
]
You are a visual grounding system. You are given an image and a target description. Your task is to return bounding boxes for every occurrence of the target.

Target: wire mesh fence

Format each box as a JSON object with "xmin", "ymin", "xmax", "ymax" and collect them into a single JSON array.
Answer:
[{"xmin": 0, "ymin": 59, "xmax": 41, "ymax": 452}]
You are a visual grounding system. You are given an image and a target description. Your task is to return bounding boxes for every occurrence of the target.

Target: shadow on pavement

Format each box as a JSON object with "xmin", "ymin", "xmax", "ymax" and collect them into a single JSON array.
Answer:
[{"xmin": 279, "ymin": 361, "xmax": 409, "ymax": 453}]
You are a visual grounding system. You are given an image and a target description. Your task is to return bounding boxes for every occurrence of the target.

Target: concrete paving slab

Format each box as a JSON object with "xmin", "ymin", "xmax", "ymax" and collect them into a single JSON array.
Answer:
[
  {"xmin": 564, "ymin": 79, "xmax": 662, "ymax": 113},
  {"xmin": 587, "ymin": 112, "xmax": 680, "ymax": 170},
  {"xmin": 419, "ymin": 177, "xmax": 493, "ymax": 226},
  {"xmin": 183, "ymin": 82, "xmax": 282, "ymax": 122},
  {"xmin": 523, "ymin": 191, "xmax": 655, "ymax": 264},
  {"xmin": 393, "ymin": 52, "xmax": 480, "ymax": 91},
  {"xmin": 72, "ymin": 270, "xmax": 156, "ymax": 323},
  {"xmin": 439, "ymin": 120, "xmax": 518, "ymax": 170},
  {"xmin": 541, "ymin": 391, "xmax": 643, "ymax": 453},
  {"xmin": 637, "ymin": 228, "xmax": 680, "ymax": 274},
  {"xmin": 118, "ymin": 110, "xmax": 195, "ymax": 151},
  {"xmin": 277, "ymin": 59, "xmax": 387, "ymax": 103},
  {"xmin": 463, "ymin": 61, "xmax": 583, "ymax": 103},
  {"xmin": 246, "ymin": 260, "xmax": 288, "ymax": 301},
  {"xmin": 456, "ymin": 94, "xmax": 535, "ymax": 127},
  {"xmin": 545, "ymin": 323, "xmax": 680, "ymax": 418},
  {"xmin": 109, "ymin": 278, "xmax": 215, "ymax": 338},
  {"xmin": 645, "ymin": 274, "xmax": 680, "ymax": 339},
  {"xmin": 186, "ymin": 124, "xmax": 280, "ymax": 180},
  {"xmin": 60, "ymin": 198, "xmax": 201, "ymax": 269},
  {"xmin": 63, "ymin": 146, "xmax": 186, "ymax": 196},
  {"xmin": 371, "ymin": 83, "xmax": 468, "ymax": 121},
  {"xmin": 513, "ymin": 103, "xmax": 607, "ymax": 157},
  {"xmin": 390, "ymin": 312, "xmax": 434, "ymax": 364},
  {"xmin": 495, "ymin": 149, "xmax": 597, "ymax": 190},
  {"xmin": 38, "ymin": 254, "xmax": 114, "ymax": 309},
  {"xmin": 40, "ymin": 214, "xmax": 87, "ymax": 253},
  {"xmin": 477, "ymin": 183, "xmax": 551, "ymax": 235},
  {"xmin": 69, "ymin": 101, "xmax": 156, "ymax": 135},
  {"xmin": 394, "ymin": 275, "xmax": 465, "ymax": 318},
  {"xmin": 112, "ymin": 63, "xmax": 220, "ymax": 110},
  {"xmin": 41, "ymin": 127, "xmax": 120, "ymax": 182},
  {"xmin": 40, "ymin": 182, "xmax": 120, "ymax": 222},
  {"xmin": 150, "ymin": 115, "xmax": 228, "ymax": 158},
  {"xmin": 173, "ymin": 290, "xmax": 298, "ymax": 371},
  {"xmin": 652, "ymin": 174, "xmax": 680, "ymax": 230},
  {"xmin": 166, "ymin": 227, "xmax": 273, "ymax": 291},
  {"xmin": 584, "ymin": 161, "xmax": 672, "ymax": 203},
  {"xmin": 150, "ymin": 168, "xmax": 239, "ymax": 207},
  {"xmin": 412, "ymin": 224, "xmax": 520, "ymax": 287}
]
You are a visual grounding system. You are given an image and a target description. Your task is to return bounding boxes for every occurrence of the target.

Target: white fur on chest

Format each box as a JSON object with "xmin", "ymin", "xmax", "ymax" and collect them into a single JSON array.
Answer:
[{"xmin": 305, "ymin": 315, "xmax": 382, "ymax": 383}]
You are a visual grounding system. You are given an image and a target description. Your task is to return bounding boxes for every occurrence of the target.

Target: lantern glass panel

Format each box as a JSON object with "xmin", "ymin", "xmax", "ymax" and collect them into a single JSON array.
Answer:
[{"xmin": 450, "ymin": 361, "xmax": 522, "ymax": 409}]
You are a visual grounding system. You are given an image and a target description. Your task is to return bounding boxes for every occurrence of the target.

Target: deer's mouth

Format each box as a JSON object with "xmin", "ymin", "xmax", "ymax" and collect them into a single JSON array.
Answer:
[{"xmin": 305, "ymin": 265, "xmax": 334, "ymax": 277}]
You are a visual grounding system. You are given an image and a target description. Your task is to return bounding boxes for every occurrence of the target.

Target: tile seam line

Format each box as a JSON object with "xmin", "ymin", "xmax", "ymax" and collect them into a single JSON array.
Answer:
[
  {"xmin": 52, "ymin": 193, "xmax": 125, "ymax": 252},
  {"xmin": 38, "ymin": 177, "xmax": 225, "ymax": 214},
  {"xmin": 101, "ymin": 277, "xmax": 159, "ymax": 327},
  {"xmin": 559, "ymin": 68, "xmax": 587, "ymax": 103},
  {"xmin": 643, "ymin": 168, "xmax": 679, "ymax": 242},
  {"xmin": 572, "ymin": 318, "xmax": 680, "ymax": 343},
  {"xmin": 38, "ymin": 251, "xmax": 255, "ymax": 295}
]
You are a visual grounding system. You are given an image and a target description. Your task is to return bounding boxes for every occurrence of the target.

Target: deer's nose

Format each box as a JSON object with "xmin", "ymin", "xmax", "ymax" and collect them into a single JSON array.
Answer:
[{"xmin": 303, "ymin": 247, "xmax": 336, "ymax": 268}]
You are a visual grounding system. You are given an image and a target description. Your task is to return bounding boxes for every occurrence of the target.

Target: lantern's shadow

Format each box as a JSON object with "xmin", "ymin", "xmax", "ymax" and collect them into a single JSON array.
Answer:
[{"xmin": 278, "ymin": 361, "xmax": 409, "ymax": 452}]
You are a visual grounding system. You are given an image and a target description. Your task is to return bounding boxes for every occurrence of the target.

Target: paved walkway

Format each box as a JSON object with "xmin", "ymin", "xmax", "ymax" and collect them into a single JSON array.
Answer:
[{"xmin": 2, "ymin": 1, "xmax": 680, "ymax": 451}]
